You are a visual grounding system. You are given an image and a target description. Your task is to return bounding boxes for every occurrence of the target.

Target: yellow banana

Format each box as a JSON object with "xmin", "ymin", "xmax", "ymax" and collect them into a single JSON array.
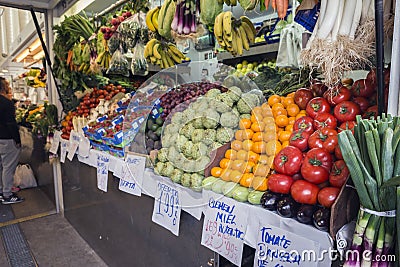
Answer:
[
  {"xmin": 214, "ymin": 12, "xmax": 225, "ymax": 46},
  {"xmin": 151, "ymin": 7, "xmax": 160, "ymax": 30},
  {"xmin": 167, "ymin": 44, "xmax": 184, "ymax": 59},
  {"xmin": 238, "ymin": 25, "xmax": 250, "ymax": 51},
  {"xmin": 160, "ymin": 50, "xmax": 170, "ymax": 69},
  {"xmin": 153, "ymin": 43, "xmax": 162, "ymax": 59},
  {"xmin": 145, "ymin": 39, "xmax": 157, "ymax": 58},
  {"xmin": 167, "ymin": 48, "xmax": 182, "ymax": 64},
  {"xmin": 223, "ymin": 11, "xmax": 233, "ymax": 42},
  {"xmin": 240, "ymin": 16, "xmax": 257, "ymax": 37},
  {"xmin": 231, "ymin": 29, "xmax": 238, "ymax": 56},
  {"xmin": 150, "ymin": 56, "xmax": 157, "ymax": 64},
  {"xmin": 234, "ymin": 27, "xmax": 243, "ymax": 56},
  {"xmin": 146, "ymin": 8, "xmax": 156, "ymax": 32},
  {"xmin": 164, "ymin": 51, "xmax": 175, "ymax": 67}
]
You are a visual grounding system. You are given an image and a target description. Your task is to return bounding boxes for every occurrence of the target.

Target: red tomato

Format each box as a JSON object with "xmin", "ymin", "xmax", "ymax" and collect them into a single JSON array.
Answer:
[
  {"xmin": 293, "ymin": 116, "xmax": 314, "ymax": 135},
  {"xmin": 273, "ymin": 146, "xmax": 303, "ymax": 176},
  {"xmin": 268, "ymin": 174, "xmax": 294, "ymax": 194},
  {"xmin": 294, "ymin": 88, "xmax": 314, "ymax": 110},
  {"xmin": 308, "ymin": 128, "xmax": 338, "ymax": 153},
  {"xmin": 366, "ymin": 68, "xmax": 377, "ymax": 88},
  {"xmin": 352, "ymin": 96, "xmax": 370, "ymax": 113},
  {"xmin": 306, "ymin": 97, "xmax": 331, "ymax": 119},
  {"xmin": 351, "ymin": 79, "xmax": 376, "ymax": 97},
  {"xmin": 290, "ymin": 180, "xmax": 320, "ymax": 205},
  {"xmin": 313, "ymin": 113, "xmax": 338, "ymax": 130},
  {"xmin": 301, "ymin": 148, "xmax": 332, "ymax": 184},
  {"xmin": 292, "ymin": 173, "xmax": 303, "ymax": 181},
  {"xmin": 338, "ymin": 121, "xmax": 356, "ymax": 134},
  {"xmin": 289, "ymin": 130, "xmax": 310, "ymax": 151},
  {"xmin": 362, "ymin": 105, "xmax": 378, "ymax": 119},
  {"xmin": 333, "ymin": 101, "xmax": 361, "ymax": 122},
  {"xmin": 334, "ymin": 145, "xmax": 343, "ymax": 160},
  {"xmin": 310, "ymin": 80, "xmax": 328, "ymax": 97},
  {"xmin": 329, "ymin": 160, "xmax": 350, "ymax": 188},
  {"xmin": 318, "ymin": 187, "xmax": 340, "ymax": 208},
  {"xmin": 323, "ymin": 85, "xmax": 352, "ymax": 105}
]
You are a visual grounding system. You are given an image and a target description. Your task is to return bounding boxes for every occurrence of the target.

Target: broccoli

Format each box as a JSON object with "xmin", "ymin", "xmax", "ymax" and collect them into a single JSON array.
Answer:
[
  {"xmin": 220, "ymin": 112, "xmax": 240, "ymax": 128},
  {"xmin": 215, "ymin": 93, "xmax": 234, "ymax": 113},
  {"xmin": 227, "ymin": 86, "xmax": 242, "ymax": 102},
  {"xmin": 181, "ymin": 173, "xmax": 192, "ymax": 187},
  {"xmin": 157, "ymin": 148, "xmax": 169, "ymax": 162},
  {"xmin": 205, "ymin": 88, "xmax": 221, "ymax": 98},
  {"xmin": 179, "ymin": 123, "xmax": 195, "ymax": 139},
  {"xmin": 216, "ymin": 127, "xmax": 234, "ymax": 143},
  {"xmin": 190, "ymin": 173, "xmax": 204, "ymax": 192},
  {"xmin": 191, "ymin": 129, "xmax": 205, "ymax": 143},
  {"xmin": 170, "ymin": 168, "xmax": 183, "ymax": 184},
  {"xmin": 182, "ymin": 141, "xmax": 194, "ymax": 159},
  {"xmin": 202, "ymin": 129, "xmax": 217, "ymax": 145}
]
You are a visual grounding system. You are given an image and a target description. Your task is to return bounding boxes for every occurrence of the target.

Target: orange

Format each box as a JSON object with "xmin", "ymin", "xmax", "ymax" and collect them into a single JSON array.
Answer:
[
  {"xmin": 278, "ymin": 130, "xmax": 291, "ymax": 142},
  {"xmin": 243, "ymin": 161, "xmax": 256, "ymax": 173},
  {"xmin": 288, "ymin": 116, "xmax": 296, "ymax": 125},
  {"xmin": 236, "ymin": 150, "xmax": 249, "ymax": 161},
  {"xmin": 267, "ymin": 95, "xmax": 281, "ymax": 106},
  {"xmin": 295, "ymin": 113, "xmax": 306, "ymax": 120},
  {"xmin": 243, "ymin": 128, "xmax": 254, "ymax": 140},
  {"xmin": 229, "ymin": 170, "xmax": 243, "ymax": 183},
  {"xmin": 242, "ymin": 139, "xmax": 254, "ymax": 151},
  {"xmin": 282, "ymin": 97, "xmax": 295, "ymax": 108},
  {"xmin": 271, "ymin": 102, "xmax": 285, "ymax": 111},
  {"xmin": 285, "ymin": 124, "xmax": 294, "ymax": 132},
  {"xmin": 266, "ymin": 140, "xmax": 281, "ymax": 156},
  {"xmin": 231, "ymin": 140, "xmax": 243, "ymax": 151},
  {"xmin": 252, "ymin": 141, "xmax": 267, "ymax": 154},
  {"xmin": 240, "ymin": 173, "xmax": 254, "ymax": 187},
  {"xmin": 251, "ymin": 106, "xmax": 263, "ymax": 117},
  {"xmin": 251, "ymin": 121, "xmax": 265, "ymax": 132},
  {"xmin": 264, "ymin": 123, "xmax": 277, "ymax": 132},
  {"xmin": 220, "ymin": 168, "xmax": 232, "ymax": 181},
  {"xmin": 258, "ymin": 154, "xmax": 269, "ymax": 165},
  {"xmin": 225, "ymin": 149, "xmax": 237, "ymax": 160},
  {"xmin": 239, "ymin": 118, "xmax": 252, "ymax": 129},
  {"xmin": 286, "ymin": 92, "xmax": 296, "ymax": 98},
  {"xmin": 254, "ymin": 164, "xmax": 270, "ymax": 176},
  {"xmin": 275, "ymin": 114, "xmax": 289, "ymax": 128},
  {"xmin": 235, "ymin": 130, "xmax": 245, "ymax": 141},
  {"xmin": 281, "ymin": 140, "xmax": 290, "ymax": 148},
  {"xmin": 248, "ymin": 151, "xmax": 260, "ymax": 163},
  {"xmin": 263, "ymin": 130, "xmax": 276, "ymax": 142},
  {"xmin": 261, "ymin": 103, "xmax": 273, "ymax": 117},
  {"xmin": 273, "ymin": 108, "xmax": 287, "ymax": 118},
  {"xmin": 287, "ymin": 103, "xmax": 300, "ymax": 117},
  {"xmin": 219, "ymin": 158, "xmax": 231, "ymax": 169},
  {"xmin": 263, "ymin": 116, "xmax": 275, "ymax": 126},
  {"xmin": 211, "ymin": 167, "xmax": 223, "ymax": 177},
  {"xmin": 299, "ymin": 109, "xmax": 307, "ymax": 114},
  {"xmin": 251, "ymin": 113, "xmax": 263, "ymax": 124},
  {"xmin": 252, "ymin": 132, "xmax": 264, "ymax": 142},
  {"xmin": 252, "ymin": 176, "xmax": 268, "ymax": 191}
]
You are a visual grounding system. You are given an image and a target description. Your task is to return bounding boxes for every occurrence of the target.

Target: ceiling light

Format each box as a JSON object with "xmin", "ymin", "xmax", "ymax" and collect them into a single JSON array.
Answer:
[
  {"xmin": 0, "ymin": 72, "xmax": 4, "ymax": 76},
  {"xmin": 2, "ymin": 69, "xmax": 8, "ymax": 72},
  {"xmin": 15, "ymin": 49, "xmax": 30, "ymax": 63},
  {"xmin": 33, "ymin": 50, "xmax": 45, "ymax": 60}
]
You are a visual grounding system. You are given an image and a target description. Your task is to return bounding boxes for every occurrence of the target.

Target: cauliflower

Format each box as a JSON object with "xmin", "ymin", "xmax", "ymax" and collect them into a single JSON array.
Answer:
[
  {"xmin": 191, "ymin": 129, "xmax": 205, "ymax": 143},
  {"xmin": 190, "ymin": 173, "xmax": 204, "ymax": 192},
  {"xmin": 202, "ymin": 109, "xmax": 220, "ymax": 129},
  {"xmin": 170, "ymin": 168, "xmax": 183, "ymax": 184},
  {"xmin": 179, "ymin": 123, "xmax": 195, "ymax": 139},
  {"xmin": 216, "ymin": 127, "xmax": 234, "ymax": 143},
  {"xmin": 157, "ymin": 148, "xmax": 169, "ymax": 162},
  {"xmin": 182, "ymin": 141, "xmax": 194, "ymax": 159},
  {"xmin": 191, "ymin": 117, "xmax": 204, "ymax": 129},
  {"xmin": 202, "ymin": 129, "xmax": 216, "ymax": 145},
  {"xmin": 191, "ymin": 142, "xmax": 208, "ymax": 160},
  {"xmin": 163, "ymin": 123, "xmax": 180, "ymax": 136},
  {"xmin": 176, "ymin": 134, "xmax": 188, "ymax": 152},
  {"xmin": 161, "ymin": 162, "xmax": 174, "ymax": 177},
  {"xmin": 171, "ymin": 112, "xmax": 185, "ymax": 124},
  {"xmin": 205, "ymin": 88, "xmax": 221, "ymax": 98},
  {"xmin": 181, "ymin": 173, "xmax": 192, "ymax": 187},
  {"xmin": 154, "ymin": 162, "xmax": 165, "ymax": 175},
  {"xmin": 220, "ymin": 112, "xmax": 239, "ymax": 128},
  {"xmin": 237, "ymin": 93, "xmax": 260, "ymax": 114},
  {"xmin": 215, "ymin": 93, "xmax": 234, "ymax": 113},
  {"xmin": 227, "ymin": 86, "xmax": 242, "ymax": 102}
]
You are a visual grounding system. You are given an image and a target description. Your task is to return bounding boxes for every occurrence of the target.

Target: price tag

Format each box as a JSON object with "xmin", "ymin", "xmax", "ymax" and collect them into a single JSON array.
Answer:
[
  {"xmin": 49, "ymin": 131, "xmax": 61, "ymax": 154},
  {"xmin": 118, "ymin": 154, "xmax": 146, "ymax": 196},
  {"xmin": 180, "ymin": 187, "xmax": 203, "ymax": 220},
  {"xmin": 67, "ymin": 130, "xmax": 81, "ymax": 161},
  {"xmin": 201, "ymin": 192, "xmax": 249, "ymax": 266},
  {"xmin": 112, "ymin": 158, "xmax": 126, "ymax": 179},
  {"xmin": 96, "ymin": 152, "xmax": 110, "ymax": 192},
  {"xmin": 78, "ymin": 136, "xmax": 90, "ymax": 158},
  {"xmin": 60, "ymin": 141, "xmax": 69, "ymax": 163},
  {"xmin": 253, "ymin": 223, "xmax": 319, "ymax": 267},
  {"xmin": 152, "ymin": 179, "xmax": 181, "ymax": 236}
]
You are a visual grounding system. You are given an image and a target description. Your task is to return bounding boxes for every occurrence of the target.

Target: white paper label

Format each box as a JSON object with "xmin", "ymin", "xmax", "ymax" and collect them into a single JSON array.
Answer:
[
  {"xmin": 180, "ymin": 187, "xmax": 204, "ymax": 220},
  {"xmin": 152, "ymin": 179, "xmax": 181, "ymax": 236},
  {"xmin": 119, "ymin": 154, "xmax": 146, "ymax": 196},
  {"xmin": 67, "ymin": 130, "xmax": 81, "ymax": 160},
  {"xmin": 253, "ymin": 223, "xmax": 319, "ymax": 267},
  {"xmin": 201, "ymin": 192, "xmax": 248, "ymax": 266},
  {"xmin": 60, "ymin": 141, "xmax": 69, "ymax": 163},
  {"xmin": 67, "ymin": 143, "xmax": 79, "ymax": 161},
  {"xmin": 78, "ymin": 137, "xmax": 90, "ymax": 158},
  {"xmin": 96, "ymin": 153, "xmax": 110, "ymax": 192},
  {"xmin": 49, "ymin": 131, "xmax": 61, "ymax": 154}
]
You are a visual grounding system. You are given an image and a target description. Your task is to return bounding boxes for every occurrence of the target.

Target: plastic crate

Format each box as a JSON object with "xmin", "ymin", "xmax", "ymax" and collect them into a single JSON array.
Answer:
[{"xmin": 294, "ymin": 2, "xmax": 320, "ymax": 33}]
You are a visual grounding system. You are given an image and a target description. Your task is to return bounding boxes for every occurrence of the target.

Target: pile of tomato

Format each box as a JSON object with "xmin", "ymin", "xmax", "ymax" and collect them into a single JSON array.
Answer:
[{"xmin": 261, "ymin": 68, "xmax": 385, "ymax": 231}]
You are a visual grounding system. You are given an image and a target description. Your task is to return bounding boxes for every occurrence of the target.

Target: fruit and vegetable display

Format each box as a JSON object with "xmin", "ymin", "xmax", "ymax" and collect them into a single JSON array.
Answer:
[
  {"xmin": 144, "ymin": 39, "xmax": 189, "ymax": 69},
  {"xmin": 17, "ymin": 103, "xmax": 58, "ymax": 138}
]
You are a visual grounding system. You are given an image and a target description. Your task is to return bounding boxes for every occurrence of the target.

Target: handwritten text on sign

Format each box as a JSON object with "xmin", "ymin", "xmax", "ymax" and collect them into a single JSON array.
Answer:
[
  {"xmin": 96, "ymin": 153, "xmax": 110, "ymax": 192},
  {"xmin": 152, "ymin": 180, "xmax": 181, "ymax": 236},
  {"xmin": 254, "ymin": 224, "xmax": 318, "ymax": 267},
  {"xmin": 201, "ymin": 194, "xmax": 248, "ymax": 266}
]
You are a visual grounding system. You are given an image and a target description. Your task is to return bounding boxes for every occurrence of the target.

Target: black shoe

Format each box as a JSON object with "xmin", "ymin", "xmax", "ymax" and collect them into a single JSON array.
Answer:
[
  {"xmin": 2, "ymin": 194, "xmax": 24, "ymax": 204},
  {"xmin": 0, "ymin": 194, "xmax": 3, "ymax": 202}
]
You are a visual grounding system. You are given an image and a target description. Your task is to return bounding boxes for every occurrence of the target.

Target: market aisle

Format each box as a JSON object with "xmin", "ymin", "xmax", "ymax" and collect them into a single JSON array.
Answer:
[{"xmin": 0, "ymin": 213, "xmax": 107, "ymax": 267}]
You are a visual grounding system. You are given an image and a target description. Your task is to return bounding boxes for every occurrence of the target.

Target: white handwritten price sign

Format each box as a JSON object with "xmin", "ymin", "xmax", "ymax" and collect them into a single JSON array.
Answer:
[
  {"xmin": 60, "ymin": 141, "xmax": 69, "ymax": 163},
  {"xmin": 118, "ymin": 154, "xmax": 146, "ymax": 196},
  {"xmin": 201, "ymin": 192, "xmax": 249, "ymax": 266},
  {"xmin": 152, "ymin": 179, "xmax": 181, "ymax": 236},
  {"xmin": 67, "ymin": 130, "xmax": 81, "ymax": 161},
  {"xmin": 78, "ymin": 136, "xmax": 90, "ymax": 158},
  {"xmin": 253, "ymin": 223, "xmax": 318, "ymax": 267},
  {"xmin": 96, "ymin": 153, "xmax": 110, "ymax": 192},
  {"xmin": 49, "ymin": 131, "xmax": 61, "ymax": 154}
]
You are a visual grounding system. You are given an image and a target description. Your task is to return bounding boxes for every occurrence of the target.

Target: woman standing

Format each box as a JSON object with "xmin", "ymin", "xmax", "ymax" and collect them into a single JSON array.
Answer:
[{"xmin": 0, "ymin": 77, "xmax": 24, "ymax": 204}]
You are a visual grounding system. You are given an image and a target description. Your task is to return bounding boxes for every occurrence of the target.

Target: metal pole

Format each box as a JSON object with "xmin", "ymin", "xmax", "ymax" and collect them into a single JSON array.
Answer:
[
  {"xmin": 374, "ymin": 0, "xmax": 385, "ymax": 115},
  {"xmin": 388, "ymin": 0, "xmax": 400, "ymax": 116}
]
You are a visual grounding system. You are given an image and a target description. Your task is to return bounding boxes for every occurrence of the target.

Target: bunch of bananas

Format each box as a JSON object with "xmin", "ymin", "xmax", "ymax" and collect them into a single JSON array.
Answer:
[
  {"xmin": 96, "ymin": 50, "xmax": 112, "ymax": 70},
  {"xmin": 144, "ymin": 39, "xmax": 186, "ymax": 69},
  {"xmin": 78, "ymin": 62, "xmax": 92, "ymax": 75},
  {"xmin": 146, "ymin": 6, "xmax": 160, "ymax": 32},
  {"xmin": 214, "ymin": 12, "xmax": 256, "ymax": 56},
  {"xmin": 222, "ymin": 0, "xmax": 237, "ymax": 6}
]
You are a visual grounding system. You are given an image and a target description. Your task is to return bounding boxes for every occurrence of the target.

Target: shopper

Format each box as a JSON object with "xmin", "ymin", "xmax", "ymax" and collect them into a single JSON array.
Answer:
[{"xmin": 0, "ymin": 77, "xmax": 24, "ymax": 204}]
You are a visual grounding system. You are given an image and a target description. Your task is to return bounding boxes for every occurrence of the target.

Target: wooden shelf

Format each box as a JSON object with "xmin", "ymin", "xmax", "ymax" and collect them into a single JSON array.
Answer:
[{"xmin": 216, "ymin": 43, "xmax": 279, "ymax": 61}]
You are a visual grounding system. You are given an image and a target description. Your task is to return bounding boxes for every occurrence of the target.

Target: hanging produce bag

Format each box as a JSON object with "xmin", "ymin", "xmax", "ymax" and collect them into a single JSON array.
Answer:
[
  {"xmin": 131, "ymin": 42, "xmax": 148, "ymax": 76},
  {"xmin": 106, "ymin": 47, "xmax": 130, "ymax": 77},
  {"xmin": 276, "ymin": 23, "xmax": 303, "ymax": 68}
]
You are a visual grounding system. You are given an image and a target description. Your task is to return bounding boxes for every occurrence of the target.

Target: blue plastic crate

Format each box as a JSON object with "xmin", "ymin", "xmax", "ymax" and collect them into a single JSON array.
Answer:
[{"xmin": 294, "ymin": 2, "xmax": 320, "ymax": 32}]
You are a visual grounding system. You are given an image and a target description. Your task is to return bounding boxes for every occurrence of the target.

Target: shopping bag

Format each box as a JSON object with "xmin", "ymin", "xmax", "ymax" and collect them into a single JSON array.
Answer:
[{"xmin": 14, "ymin": 164, "xmax": 38, "ymax": 189}]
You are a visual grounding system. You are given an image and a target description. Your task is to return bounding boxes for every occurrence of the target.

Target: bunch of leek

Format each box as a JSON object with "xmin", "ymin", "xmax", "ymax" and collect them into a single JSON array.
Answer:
[
  {"xmin": 338, "ymin": 114, "xmax": 399, "ymax": 267},
  {"xmin": 171, "ymin": 0, "xmax": 197, "ymax": 35}
]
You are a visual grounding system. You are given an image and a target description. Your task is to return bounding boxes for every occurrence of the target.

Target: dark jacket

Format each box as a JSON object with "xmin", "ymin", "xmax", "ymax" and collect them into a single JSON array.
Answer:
[{"xmin": 0, "ymin": 94, "xmax": 21, "ymax": 144}]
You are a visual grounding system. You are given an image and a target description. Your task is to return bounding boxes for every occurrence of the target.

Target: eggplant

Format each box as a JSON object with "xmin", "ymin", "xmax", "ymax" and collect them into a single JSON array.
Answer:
[
  {"xmin": 313, "ymin": 207, "xmax": 331, "ymax": 231},
  {"xmin": 260, "ymin": 191, "xmax": 282, "ymax": 211},
  {"xmin": 296, "ymin": 204, "xmax": 317, "ymax": 224},
  {"xmin": 276, "ymin": 196, "xmax": 299, "ymax": 218}
]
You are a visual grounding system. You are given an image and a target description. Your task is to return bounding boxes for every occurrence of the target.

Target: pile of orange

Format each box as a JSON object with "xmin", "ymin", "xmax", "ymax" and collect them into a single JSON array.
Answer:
[{"xmin": 210, "ymin": 94, "xmax": 307, "ymax": 192}]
